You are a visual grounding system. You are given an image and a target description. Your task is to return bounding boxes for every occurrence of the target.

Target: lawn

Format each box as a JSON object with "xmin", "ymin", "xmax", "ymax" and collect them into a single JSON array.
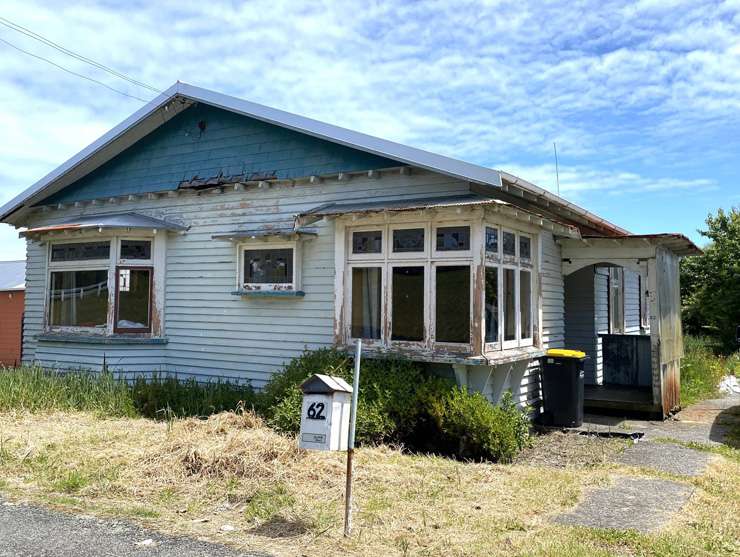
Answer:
[{"xmin": 0, "ymin": 409, "xmax": 738, "ymax": 556}]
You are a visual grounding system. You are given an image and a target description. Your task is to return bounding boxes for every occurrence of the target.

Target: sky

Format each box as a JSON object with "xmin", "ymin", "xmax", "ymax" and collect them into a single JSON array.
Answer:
[{"xmin": 1, "ymin": 0, "xmax": 739, "ymax": 261}]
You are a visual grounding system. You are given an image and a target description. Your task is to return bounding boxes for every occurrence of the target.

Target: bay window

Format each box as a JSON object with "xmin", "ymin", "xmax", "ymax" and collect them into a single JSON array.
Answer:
[
  {"xmin": 343, "ymin": 215, "xmax": 537, "ymax": 357},
  {"xmin": 46, "ymin": 237, "xmax": 155, "ymax": 335}
]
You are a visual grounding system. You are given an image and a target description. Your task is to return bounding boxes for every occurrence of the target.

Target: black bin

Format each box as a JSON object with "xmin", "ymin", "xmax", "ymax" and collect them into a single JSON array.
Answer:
[{"xmin": 539, "ymin": 350, "xmax": 587, "ymax": 428}]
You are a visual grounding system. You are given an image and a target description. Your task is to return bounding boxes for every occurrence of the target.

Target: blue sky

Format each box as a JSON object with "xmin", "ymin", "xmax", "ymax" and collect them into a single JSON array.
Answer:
[{"xmin": 1, "ymin": 0, "xmax": 739, "ymax": 260}]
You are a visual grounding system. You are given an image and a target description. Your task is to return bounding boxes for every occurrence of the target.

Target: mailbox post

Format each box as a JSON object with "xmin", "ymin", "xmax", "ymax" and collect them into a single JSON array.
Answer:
[{"xmin": 298, "ymin": 339, "xmax": 363, "ymax": 537}]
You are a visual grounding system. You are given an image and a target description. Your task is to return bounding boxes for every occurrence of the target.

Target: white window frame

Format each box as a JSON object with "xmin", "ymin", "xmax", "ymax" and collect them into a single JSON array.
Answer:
[
  {"xmin": 484, "ymin": 225, "xmax": 501, "ymax": 264},
  {"xmin": 346, "ymin": 262, "xmax": 386, "ymax": 348},
  {"xmin": 45, "ymin": 234, "xmax": 157, "ymax": 336},
  {"xmin": 347, "ymin": 226, "xmax": 385, "ymax": 262},
  {"xmin": 388, "ymin": 261, "xmax": 428, "ymax": 347},
  {"xmin": 432, "ymin": 222, "xmax": 473, "ymax": 259},
  {"xmin": 484, "ymin": 226, "xmax": 538, "ymax": 353},
  {"xmin": 237, "ymin": 240, "xmax": 301, "ymax": 291},
  {"xmin": 431, "ymin": 260, "xmax": 473, "ymax": 350},
  {"xmin": 483, "ymin": 264, "xmax": 501, "ymax": 351},
  {"xmin": 388, "ymin": 223, "xmax": 428, "ymax": 260}
]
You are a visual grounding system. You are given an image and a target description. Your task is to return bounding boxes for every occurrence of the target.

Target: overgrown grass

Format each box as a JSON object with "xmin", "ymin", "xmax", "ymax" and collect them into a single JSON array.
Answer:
[
  {"xmin": 0, "ymin": 367, "xmax": 136, "ymax": 416},
  {"xmin": 681, "ymin": 336, "xmax": 738, "ymax": 406},
  {"xmin": 0, "ymin": 366, "xmax": 254, "ymax": 419}
]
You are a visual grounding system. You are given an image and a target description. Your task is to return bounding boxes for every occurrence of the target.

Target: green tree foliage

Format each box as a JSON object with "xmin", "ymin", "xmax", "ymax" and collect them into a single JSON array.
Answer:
[{"xmin": 681, "ymin": 207, "xmax": 740, "ymax": 350}]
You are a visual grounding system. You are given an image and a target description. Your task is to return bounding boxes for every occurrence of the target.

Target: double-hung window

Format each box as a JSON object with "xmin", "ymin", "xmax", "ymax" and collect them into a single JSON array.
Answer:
[
  {"xmin": 484, "ymin": 226, "xmax": 534, "ymax": 351},
  {"xmin": 47, "ymin": 237, "xmax": 154, "ymax": 334}
]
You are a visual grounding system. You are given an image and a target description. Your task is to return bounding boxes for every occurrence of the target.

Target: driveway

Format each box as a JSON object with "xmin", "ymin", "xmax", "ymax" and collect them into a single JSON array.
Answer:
[{"xmin": 0, "ymin": 500, "xmax": 270, "ymax": 557}]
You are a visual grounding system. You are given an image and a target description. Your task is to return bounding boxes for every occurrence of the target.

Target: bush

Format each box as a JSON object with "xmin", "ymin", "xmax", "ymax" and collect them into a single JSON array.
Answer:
[
  {"xmin": 681, "ymin": 336, "xmax": 736, "ymax": 406},
  {"xmin": 261, "ymin": 348, "xmax": 531, "ymax": 461}
]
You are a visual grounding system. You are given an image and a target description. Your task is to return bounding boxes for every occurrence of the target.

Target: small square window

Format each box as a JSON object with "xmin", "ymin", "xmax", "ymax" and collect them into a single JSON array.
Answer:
[
  {"xmin": 436, "ymin": 226, "xmax": 470, "ymax": 251},
  {"xmin": 244, "ymin": 248, "xmax": 293, "ymax": 284},
  {"xmin": 519, "ymin": 236, "xmax": 531, "ymax": 260},
  {"xmin": 485, "ymin": 227, "xmax": 498, "ymax": 253},
  {"xmin": 352, "ymin": 231, "xmax": 383, "ymax": 254},
  {"xmin": 393, "ymin": 228, "xmax": 424, "ymax": 253},
  {"xmin": 121, "ymin": 240, "xmax": 151, "ymax": 260},
  {"xmin": 502, "ymin": 231, "xmax": 516, "ymax": 257}
]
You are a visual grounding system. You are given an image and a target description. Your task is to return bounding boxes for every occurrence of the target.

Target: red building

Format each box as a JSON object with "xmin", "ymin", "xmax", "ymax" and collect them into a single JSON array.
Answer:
[{"xmin": 0, "ymin": 261, "xmax": 25, "ymax": 367}]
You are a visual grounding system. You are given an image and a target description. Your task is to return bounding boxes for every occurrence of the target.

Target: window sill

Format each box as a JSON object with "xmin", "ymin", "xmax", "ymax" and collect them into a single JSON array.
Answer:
[
  {"xmin": 37, "ymin": 333, "xmax": 168, "ymax": 345},
  {"xmin": 484, "ymin": 346, "xmax": 545, "ymax": 365},
  {"xmin": 342, "ymin": 345, "xmax": 488, "ymax": 366},
  {"xmin": 231, "ymin": 289, "xmax": 305, "ymax": 298}
]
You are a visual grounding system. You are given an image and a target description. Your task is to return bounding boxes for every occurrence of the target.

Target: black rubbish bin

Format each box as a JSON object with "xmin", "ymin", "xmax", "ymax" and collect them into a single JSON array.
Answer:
[{"xmin": 539, "ymin": 349, "xmax": 587, "ymax": 428}]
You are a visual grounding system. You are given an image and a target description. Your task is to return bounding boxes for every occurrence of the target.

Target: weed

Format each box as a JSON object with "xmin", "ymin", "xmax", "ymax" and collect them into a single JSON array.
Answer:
[{"xmin": 243, "ymin": 483, "xmax": 295, "ymax": 522}]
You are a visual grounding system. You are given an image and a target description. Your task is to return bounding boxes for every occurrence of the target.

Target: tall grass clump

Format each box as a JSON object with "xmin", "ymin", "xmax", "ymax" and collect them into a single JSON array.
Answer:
[
  {"xmin": 0, "ymin": 366, "xmax": 136, "ymax": 416},
  {"xmin": 131, "ymin": 374, "xmax": 255, "ymax": 419},
  {"xmin": 681, "ymin": 336, "xmax": 737, "ymax": 406}
]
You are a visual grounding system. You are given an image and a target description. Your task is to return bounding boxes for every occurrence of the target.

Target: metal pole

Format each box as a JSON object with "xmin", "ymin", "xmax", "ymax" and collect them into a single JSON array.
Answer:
[{"xmin": 344, "ymin": 338, "xmax": 362, "ymax": 537}]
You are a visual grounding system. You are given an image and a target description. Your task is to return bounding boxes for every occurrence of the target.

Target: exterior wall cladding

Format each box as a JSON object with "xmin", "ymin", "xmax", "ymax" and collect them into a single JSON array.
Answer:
[{"xmin": 22, "ymin": 105, "xmax": 566, "ymax": 409}]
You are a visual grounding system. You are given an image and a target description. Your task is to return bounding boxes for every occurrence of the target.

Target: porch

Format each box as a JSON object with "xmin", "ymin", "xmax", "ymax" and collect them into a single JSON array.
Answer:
[{"xmin": 559, "ymin": 234, "xmax": 701, "ymax": 418}]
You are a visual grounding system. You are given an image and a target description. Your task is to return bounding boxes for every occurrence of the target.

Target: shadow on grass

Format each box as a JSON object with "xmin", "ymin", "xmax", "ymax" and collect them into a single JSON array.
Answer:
[
  {"xmin": 710, "ymin": 405, "xmax": 740, "ymax": 448},
  {"xmin": 249, "ymin": 516, "xmax": 312, "ymax": 538}
]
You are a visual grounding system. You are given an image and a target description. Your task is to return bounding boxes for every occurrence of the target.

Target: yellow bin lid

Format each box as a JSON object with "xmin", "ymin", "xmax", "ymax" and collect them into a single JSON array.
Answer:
[{"xmin": 546, "ymin": 349, "xmax": 587, "ymax": 359}]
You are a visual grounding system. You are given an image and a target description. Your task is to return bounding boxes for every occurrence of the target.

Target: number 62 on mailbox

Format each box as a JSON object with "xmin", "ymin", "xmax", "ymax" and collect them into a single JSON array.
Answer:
[{"xmin": 298, "ymin": 374, "xmax": 353, "ymax": 451}]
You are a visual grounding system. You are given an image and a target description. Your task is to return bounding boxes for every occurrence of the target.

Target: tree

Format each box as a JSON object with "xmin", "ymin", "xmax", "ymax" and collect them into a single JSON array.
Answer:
[{"xmin": 680, "ymin": 207, "xmax": 740, "ymax": 350}]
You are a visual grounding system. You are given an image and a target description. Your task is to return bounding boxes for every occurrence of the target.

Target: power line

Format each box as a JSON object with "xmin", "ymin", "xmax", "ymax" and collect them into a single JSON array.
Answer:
[
  {"xmin": 0, "ymin": 36, "xmax": 150, "ymax": 102},
  {"xmin": 0, "ymin": 16, "xmax": 160, "ymax": 94}
]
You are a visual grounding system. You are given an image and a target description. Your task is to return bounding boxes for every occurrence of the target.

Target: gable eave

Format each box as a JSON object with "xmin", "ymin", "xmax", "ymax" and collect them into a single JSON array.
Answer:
[{"xmin": 0, "ymin": 82, "xmax": 505, "ymax": 225}]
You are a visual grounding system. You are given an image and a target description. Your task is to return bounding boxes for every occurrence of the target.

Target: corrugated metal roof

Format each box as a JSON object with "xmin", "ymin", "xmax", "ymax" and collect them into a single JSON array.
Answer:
[
  {"xmin": 300, "ymin": 194, "xmax": 507, "ymax": 218},
  {"xmin": 581, "ymin": 233, "xmax": 703, "ymax": 256},
  {"xmin": 21, "ymin": 212, "xmax": 188, "ymax": 237},
  {"xmin": 0, "ymin": 260, "xmax": 25, "ymax": 291},
  {"xmin": 0, "ymin": 82, "xmax": 505, "ymax": 222}
]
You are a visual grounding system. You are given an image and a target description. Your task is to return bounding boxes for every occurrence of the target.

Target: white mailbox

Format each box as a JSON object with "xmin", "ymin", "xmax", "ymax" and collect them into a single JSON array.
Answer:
[{"xmin": 299, "ymin": 374, "xmax": 353, "ymax": 451}]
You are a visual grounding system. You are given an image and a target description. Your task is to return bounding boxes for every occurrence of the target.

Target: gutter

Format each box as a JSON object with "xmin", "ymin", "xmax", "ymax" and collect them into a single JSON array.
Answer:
[{"xmin": 499, "ymin": 171, "xmax": 630, "ymax": 236}]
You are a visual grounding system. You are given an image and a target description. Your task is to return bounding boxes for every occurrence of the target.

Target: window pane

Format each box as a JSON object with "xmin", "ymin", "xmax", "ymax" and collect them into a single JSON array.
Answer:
[
  {"xmin": 51, "ymin": 242, "xmax": 110, "ymax": 262},
  {"xmin": 117, "ymin": 268, "xmax": 151, "ymax": 330},
  {"xmin": 436, "ymin": 226, "xmax": 470, "ymax": 251},
  {"xmin": 485, "ymin": 267, "xmax": 499, "ymax": 343},
  {"xmin": 49, "ymin": 270, "xmax": 108, "ymax": 327},
  {"xmin": 504, "ymin": 268, "xmax": 516, "ymax": 341},
  {"xmin": 519, "ymin": 236, "xmax": 531, "ymax": 260},
  {"xmin": 503, "ymin": 231, "xmax": 516, "ymax": 257},
  {"xmin": 351, "ymin": 268, "xmax": 382, "ymax": 339},
  {"xmin": 520, "ymin": 270, "xmax": 532, "ymax": 340},
  {"xmin": 121, "ymin": 240, "xmax": 151, "ymax": 260},
  {"xmin": 391, "ymin": 267, "xmax": 424, "ymax": 341},
  {"xmin": 435, "ymin": 266, "xmax": 470, "ymax": 343},
  {"xmin": 352, "ymin": 231, "xmax": 382, "ymax": 254},
  {"xmin": 244, "ymin": 249, "xmax": 293, "ymax": 284},
  {"xmin": 393, "ymin": 228, "xmax": 424, "ymax": 253},
  {"xmin": 485, "ymin": 227, "xmax": 498, "ymax": 253}
]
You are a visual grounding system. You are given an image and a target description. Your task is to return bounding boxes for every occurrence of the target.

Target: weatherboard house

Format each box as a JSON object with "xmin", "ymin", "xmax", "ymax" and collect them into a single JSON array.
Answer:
[{"xmin": 0, "ymin": 83, "xmax": 700, "ymax": 417}]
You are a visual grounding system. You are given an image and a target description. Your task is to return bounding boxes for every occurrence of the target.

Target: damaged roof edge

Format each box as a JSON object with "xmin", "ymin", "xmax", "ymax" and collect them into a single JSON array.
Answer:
[
  {"xmin": 1, "ymin": 81, "xmax": 623, "ymax": 239},
  {"xmin": 499, "ymin": 171, "xmax": 630, "ymax": 236}
]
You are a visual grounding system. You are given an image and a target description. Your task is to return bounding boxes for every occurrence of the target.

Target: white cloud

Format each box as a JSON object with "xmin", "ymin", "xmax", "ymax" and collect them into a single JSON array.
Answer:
[{"xmin": 0, "ymin": 0, "xmax": 738, "ymax": 257}]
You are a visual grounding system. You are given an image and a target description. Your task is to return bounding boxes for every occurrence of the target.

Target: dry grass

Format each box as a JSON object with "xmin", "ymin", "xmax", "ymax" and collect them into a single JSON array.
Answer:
[{"xmin": 0, "ymin": 411, "xmax": 738, "ymax": 556}]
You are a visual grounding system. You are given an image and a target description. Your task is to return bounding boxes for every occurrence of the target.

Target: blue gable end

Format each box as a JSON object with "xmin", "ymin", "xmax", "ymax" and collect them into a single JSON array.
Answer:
[{"xmin": 45, "ymin": 103, "xmax": 403, "ymax": 205}]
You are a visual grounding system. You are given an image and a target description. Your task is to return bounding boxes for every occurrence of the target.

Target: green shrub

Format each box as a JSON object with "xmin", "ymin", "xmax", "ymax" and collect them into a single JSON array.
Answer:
[
  {"xmin": 261, "ymin": 348, "xmax": 531, "ymax": 460},
  {"xmin": 131, "ymin": 374, "xmax": 255, "ymax": 419},
  {"xmin": 438, "ymin": 390, "xmax": 530, "ymax": 462}
]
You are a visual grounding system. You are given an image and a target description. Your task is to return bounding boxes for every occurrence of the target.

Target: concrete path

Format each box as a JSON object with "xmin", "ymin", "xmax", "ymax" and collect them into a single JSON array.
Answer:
[
  {"xmin": 554, "ymin": 391, "xmax": 738, "ymax": 532},
  {"xmin": 0, "ymin": 499, "xmax": 270, "ymax": 557},
  {"xmin": 554, "ymin": 476, "xmax": 693, "ymax": 532}
]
